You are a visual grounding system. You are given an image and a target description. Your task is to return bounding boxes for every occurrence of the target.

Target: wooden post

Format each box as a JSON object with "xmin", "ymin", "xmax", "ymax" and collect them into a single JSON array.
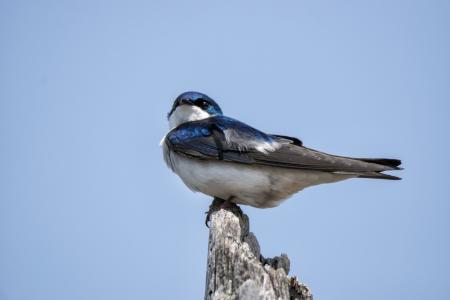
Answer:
[{"xmin": 205, "ymin": 199, "xmax": 312, "ymax": 300}]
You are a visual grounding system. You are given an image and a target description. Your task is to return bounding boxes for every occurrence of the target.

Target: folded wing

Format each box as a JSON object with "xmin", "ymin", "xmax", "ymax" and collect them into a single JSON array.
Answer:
[{"xmin": 166, "ymin": 117, "xmax": 402, "ymax": 179}]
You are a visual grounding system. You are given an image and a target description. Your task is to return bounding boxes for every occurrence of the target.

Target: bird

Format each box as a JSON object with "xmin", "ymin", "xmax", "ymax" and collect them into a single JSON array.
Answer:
[{"xmin": 162, "ymin": 91, "xmax": 402, "ymax": 210}]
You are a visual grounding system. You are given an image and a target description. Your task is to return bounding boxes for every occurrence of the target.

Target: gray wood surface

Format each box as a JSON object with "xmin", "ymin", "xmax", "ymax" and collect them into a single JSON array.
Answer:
[{"xmin": 205, "ymin": 201, "xmax": 312, "ymax": 300}]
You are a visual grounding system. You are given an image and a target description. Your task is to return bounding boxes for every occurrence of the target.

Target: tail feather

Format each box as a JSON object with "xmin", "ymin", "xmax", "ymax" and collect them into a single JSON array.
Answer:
[{"xmin": 355, "ymin": 157, "xmax": 402, "ymax": 180}]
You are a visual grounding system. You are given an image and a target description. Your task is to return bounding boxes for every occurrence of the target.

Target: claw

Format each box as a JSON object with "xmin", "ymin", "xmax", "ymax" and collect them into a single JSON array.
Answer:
[{"xmin": 205, "ymin": 210, "xmax": 211, "ymax": 228}]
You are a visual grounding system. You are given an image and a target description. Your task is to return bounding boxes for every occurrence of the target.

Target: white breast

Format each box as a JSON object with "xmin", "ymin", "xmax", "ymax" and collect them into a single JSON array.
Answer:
[{"xmin": 163, "ymin": 143, "xmax": 353, "ymax": 208}]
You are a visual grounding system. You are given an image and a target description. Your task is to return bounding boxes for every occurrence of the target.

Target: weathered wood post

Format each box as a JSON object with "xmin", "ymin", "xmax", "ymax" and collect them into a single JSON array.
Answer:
[{"xmin": 205, "ymin": 198, "xmax": 312, "ymax": 300}]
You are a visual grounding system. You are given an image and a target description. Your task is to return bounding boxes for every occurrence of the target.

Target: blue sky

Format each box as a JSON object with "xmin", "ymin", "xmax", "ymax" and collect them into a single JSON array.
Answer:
[{"xmin": 1, "ymin": 0, "xmax": 449, "ymax": 299}]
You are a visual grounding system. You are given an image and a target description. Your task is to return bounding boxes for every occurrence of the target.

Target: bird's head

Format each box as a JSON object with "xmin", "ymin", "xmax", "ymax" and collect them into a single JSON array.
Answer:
[{"xmin": 167, "ymin": 91, "xmax": 223, "ymax": 128}]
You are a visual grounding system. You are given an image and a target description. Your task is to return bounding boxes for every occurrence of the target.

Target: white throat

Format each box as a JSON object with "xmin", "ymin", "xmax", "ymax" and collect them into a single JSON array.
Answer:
[{"xmin": 168, "ymin": 105, "xmax": 212, "ymax": 128}]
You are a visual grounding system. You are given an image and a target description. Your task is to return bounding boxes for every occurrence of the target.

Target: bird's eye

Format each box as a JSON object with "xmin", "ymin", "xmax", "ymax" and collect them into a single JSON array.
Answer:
[{"xmin": 195, "ymin": 99, "xmax": 209, "ymax": 108}]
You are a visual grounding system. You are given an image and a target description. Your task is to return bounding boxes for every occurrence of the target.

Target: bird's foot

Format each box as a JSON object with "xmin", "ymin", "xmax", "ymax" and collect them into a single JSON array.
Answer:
[{"xmin": 205, "ymin": 197, "xmax": 244, "ymax": 228}]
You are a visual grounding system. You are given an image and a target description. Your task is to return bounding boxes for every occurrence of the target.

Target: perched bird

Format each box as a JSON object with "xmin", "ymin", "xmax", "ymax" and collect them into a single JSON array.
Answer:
[{"xmin": 162, "ymin": 91, "xmax": 402, "ymax": 209}]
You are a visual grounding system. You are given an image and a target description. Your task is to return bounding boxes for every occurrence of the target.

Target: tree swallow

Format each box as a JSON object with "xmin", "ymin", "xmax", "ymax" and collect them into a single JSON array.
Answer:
[{"xmin": 162, "ymin": 91, "xmax": 402, "ymax": 209}]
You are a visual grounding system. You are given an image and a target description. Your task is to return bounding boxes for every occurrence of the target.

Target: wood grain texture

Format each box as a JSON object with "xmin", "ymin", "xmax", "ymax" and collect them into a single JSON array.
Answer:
[{"xmin": 205, "ymin": 200, "xmax": 312, "ymax": 300}]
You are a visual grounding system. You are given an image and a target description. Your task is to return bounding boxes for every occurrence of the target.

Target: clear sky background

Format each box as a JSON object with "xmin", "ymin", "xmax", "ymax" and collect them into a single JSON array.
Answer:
[{"xmin": 1, "ymin": 1, "xmax": 449, "ymax": 299}]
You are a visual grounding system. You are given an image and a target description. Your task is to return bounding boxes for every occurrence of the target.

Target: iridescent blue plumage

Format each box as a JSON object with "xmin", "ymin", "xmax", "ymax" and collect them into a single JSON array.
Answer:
[
  {"xmin": 168, "ymin": 122, "xmax": 212, "ymax": 143},
  {"xmin": 167, "ymin": 116, "xmax": 276, "ymax": 150}
]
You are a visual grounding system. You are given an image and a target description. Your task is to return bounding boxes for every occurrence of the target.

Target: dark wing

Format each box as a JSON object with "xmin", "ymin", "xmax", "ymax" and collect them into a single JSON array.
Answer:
[{"xmin": 166, "ymin": 117, "xmax": 402, "ymax": 179}]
